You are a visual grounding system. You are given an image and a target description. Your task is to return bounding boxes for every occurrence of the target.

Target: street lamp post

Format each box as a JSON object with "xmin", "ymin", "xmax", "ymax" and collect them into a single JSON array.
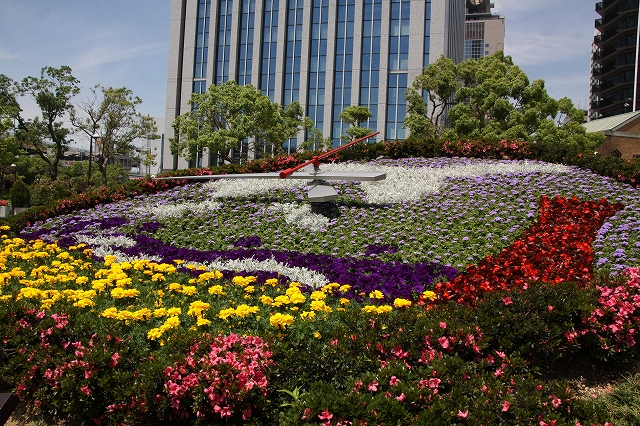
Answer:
[
  {"xmin": 10, "ymin": 164, "xmax": 16, "ymax": 184},
  {"xmin": 88, "ymin": 132, "xmax": 99, "ymax": 186}
]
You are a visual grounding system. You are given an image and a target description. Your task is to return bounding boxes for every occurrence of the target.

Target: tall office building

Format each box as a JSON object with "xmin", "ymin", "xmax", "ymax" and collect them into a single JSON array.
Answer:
[
  {"xmin": 590, "ymin": 0, "xmax": 640, "ymax": 119},
  {"xmin": 164, "ymin": 0, "xmax": 466, "ymax": 170},
  {"xmin": 464, "ymin": 0, "xmax": 504, "ymax": 61}
]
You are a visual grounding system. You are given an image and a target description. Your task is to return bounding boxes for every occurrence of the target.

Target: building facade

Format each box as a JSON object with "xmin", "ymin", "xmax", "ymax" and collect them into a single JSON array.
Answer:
[
  {"xmin": 164, "ymin": 0, "xmax": 466, "ymax": 170},
  {"xmin": 464, "ymin": 0, "xmax": 504, "ymax": 61},
  {"xmin": 590, "ymin": 0, "xmax": 640, "ymax": 119}
]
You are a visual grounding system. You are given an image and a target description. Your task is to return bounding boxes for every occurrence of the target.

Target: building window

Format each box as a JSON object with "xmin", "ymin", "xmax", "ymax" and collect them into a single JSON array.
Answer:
[
  {"xmin": 360, "ymin": 0, "xmax": 382, "ymax": 135},
  {"xmin": 194, "ymin": 0, "xmax": 211, "ymax": 91},
  {"xmin": 260, "ymin": 0, "xmax": 279, "ymax": 100},
  {"xmin": 215, "ymin": 0, "xmax": 233, "ymax": 84},
  {"xmin": 424, "ymin": 0, "xmax": 431, "ymax": 67},
  {"xmin": 307, "ymin": 0, "xmax": 329, "ymax": 146},
  {"xmin": 611, "ymin": 149, "xmax": 622, "ymax": 158},
  {"xmin": 332, "ymin": 0, "xmax": 356, "ymax": 146},
  {"xmin": 386, "ymin": 73, "xmax": 408, "ymax": 140},
  {"xmin": 238, "ymin": 0, "xmax": 256, "ymax": 86},
  {"xmin": 283, "ymin": 0, "xmax": 304, "ymax": 153},
  {"xmin": 389, "ymin": 0, "xmax": 410, "ymax": 71}
]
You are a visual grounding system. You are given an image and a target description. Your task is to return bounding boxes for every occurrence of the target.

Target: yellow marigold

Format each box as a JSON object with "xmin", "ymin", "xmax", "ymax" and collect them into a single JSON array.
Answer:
[
  {"xmin": 117, "ymin": 311, "xmax": 135, "ymax": 321},
  {"xmin": 269, "ymin": 312, "xmax": 294, "ymax": 329},
  {"xmin": 288, "ymin": 292, "xmax": 307, "ymax": 304},
  {"xmin": 235, "ymin": 304, "xmax": 260, "ymax": 318},
  {"xmin": 153, "ymin": 308, "xmax": 167, "ymax": 318},
  {"xmin": 166, "ymin": 307, "xmax": 181, "ymax": 316},
  {"xmin": 0, "ymin": 295, "xmax": 12, "ymax": 302},
  {"xmin": 132, "ymin": 308, "xmax": 152, "ymax": 321},
  {"xmin": 196, "ymin": 317, "xmax": 211, "ymax": 326},
  {"xmin": 0, "ymin": 225, "xmax": 9, "ymax": 231},
  {"xmin": 75, "ymin": 276, "xmax": 89, "ymax": 285},
  {"xmin": 369, "ymin": 290, "xmax": 384, "ymax": 300},
  {"xmin": 151, "ymin": 273, "xmax": 166, "ymax": 282},
  {"xmin": 208, "ymin": 285, "xmax": 226, "ymax": 296},
  {"xmin": 17, "ymin": 287, "xmax": 42, "ymax": 300},
  {"xmin": 181, "ymin": 286, "xmax": 197, "ymax": 296},
  {"xmin": 244, "ymin": 285, "xmax": 255, "ymax": 293},
  {"xmin": 340, "ymin": 298, "xmax": 350, "ymax": 305},
  {"xmin": 147, "ymin": 327, "xmax": 163, "ymax": 340},
  {"xmin": 422, "ymin": 290, "xmax": 437, "ymax": 301},
  {"xmin": 310, "ymin": 300, "xmax": 327, "ymax": 311},
  {"xmin": 218, "ymin": 308, "xmax": 236, "ymax": 320},
  {"xmin": 232, "ymin": 275, "xmax": 256, "ymax": 287},
  {"xmin": 273, "ymin": 295, "xmax": 290, "ymax": 306},
  {"xmin": 300, "ymin": 311, "xmax": 316, "ymax": 321},
  {"xmin": 155, "ymin": 264, "xmax": 177, "ymax": 274},
  {"xmin": 92, "ymin": 280, "xmax": 107, "ymax": 292},
  {"xmin": 314, "ymin": 331, "xmax": 322, "ymax": 339},
  {"xmin": 285, "ymin": 286, "xmax": 302, "ymax": 296},
  {"xmin": 168, "ymin": 283, "xmax": 182, "ymax": 292},
  {"xmin": 393, "ymin": 298, "xmax": 412, "ymax": 308},
  {"xmin": 163, "ymin": 316, "xmax": 180, "ymax": 329},
  {"xmin": 197, "ymin": 271, "xmax": 223, "ymax": 282},
  {"xmin": 173, "ymin": 259, "xmax": 184, "ymax": 265},
  {"xmin": 111, "ymin": 288, "xmax": 140, "ymax": 299},
  {"xmin": 40, "ymin": 300, "xmax": 55, "ymax": 310},
  {"xmin": 376, "ymin": 305, "xmax": 393, "ymax": 314},
  {"xmin": 115, "ymin": 278, "xmax": 132, "ymax": 287},
  {"xmin": 310, "ymin": 291, "xmax": 326, "ymax": 301},
  {"xmin": 156, "ymin": 289, "xmax": 164, "ymax": 298},
  {"xmin": 259, "ymin": 295, "xmax": 274, "ymax": 305},
  {"xmin": 104, "ymin": 255, "xmax": 116, "ymax": 266},
  {"xmin": 187, "ymin": 301, "xmax": 211, "ymax": 316},
  {"xmin": 322, "ymin": 282, "xmax": 340, "ymax": 293},
  {"xmin": 265, "ymin": 278, "xmax": 278, "ymax": 286},
  {"xmin": 102, "ymin": 307, "xmax": 119, "ymax": 319},
  {"xmin": 362, "ymin": 305, "xmax": 378, "ymax": 314}
]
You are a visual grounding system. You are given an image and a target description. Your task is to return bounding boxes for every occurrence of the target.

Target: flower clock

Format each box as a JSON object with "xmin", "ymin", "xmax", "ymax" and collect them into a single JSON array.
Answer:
[{"xmin": 2, "ymin": 156, "xmax": 640, "ymax": 425}]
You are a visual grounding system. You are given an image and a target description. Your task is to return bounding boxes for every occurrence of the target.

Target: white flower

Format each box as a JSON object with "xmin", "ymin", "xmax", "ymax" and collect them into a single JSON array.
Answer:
[
  {"xmin": 135, "ymin": 200, "xmax": 222, "ymax": 219},
  {"xmin": 267, "ymin": 203, "xmax": 329, "ymax": 232},
  {"xmin": 198, "ymin": 258, "xmax": 328, "ymax": 288}
]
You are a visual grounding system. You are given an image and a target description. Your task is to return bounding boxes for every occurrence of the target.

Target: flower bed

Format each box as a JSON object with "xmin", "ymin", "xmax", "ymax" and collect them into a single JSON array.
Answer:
[{"xmin": 2, "ymin": 157, "xmax": 640, "ymax": 424}]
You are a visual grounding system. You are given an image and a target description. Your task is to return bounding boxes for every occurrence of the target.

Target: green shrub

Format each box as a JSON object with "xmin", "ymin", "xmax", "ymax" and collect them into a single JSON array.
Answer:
[
  {"xmin": 9, "ymin": 179, "xmax": 30, "ymax": 208},
  {"xmin": 30, "ymin": 179, "xmax": 73, "ymax": 206}
]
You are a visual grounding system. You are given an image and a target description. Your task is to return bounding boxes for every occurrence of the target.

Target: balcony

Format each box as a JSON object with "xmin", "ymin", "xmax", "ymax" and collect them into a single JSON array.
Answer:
[{"xmin": 595, "ymin": 18, "xmax": 603, "ymax": 28}]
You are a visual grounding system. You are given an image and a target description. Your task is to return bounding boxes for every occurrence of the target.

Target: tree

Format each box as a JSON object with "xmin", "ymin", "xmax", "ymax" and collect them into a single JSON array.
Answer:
[
  {"xmin": 171, "ymin": 81, "xmax": 311, "ymax": 164},
  {"xmin": 15, "ymin": 66, "xmax": 80, "ymax": 181},
  {"xmin": 339, "ymin": 106, "xmax": 373, "ymax": 142},
  {"xmin": 404, "ymin": 52, "xmax": 603, "ymax": 154},
  {"xmin": 0, "ymin": 74, "xmax": 22, "ymax": 194},
  {"xmin": 71, "ymin": 85, "xmax": 157, "ymax": 185},
  {"xmin": 404, "ymin": 56, "xmax": 458, "ymax": 139}
]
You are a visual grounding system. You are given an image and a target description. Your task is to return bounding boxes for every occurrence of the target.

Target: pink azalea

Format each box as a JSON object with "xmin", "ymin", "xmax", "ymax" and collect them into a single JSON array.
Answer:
[
  {"xmin": 457, "ymin": 410, "xmax": 469, "ymax": 418},
  {"xmin": 389, "ymin": 376, "xmax": 400, "ymax": 386},
  {"xmin": 367, "ymin": 381, "xmax": 379, "ymax": 392},
  {"xmin": 501, "ymin": 400, "xmax": 510, "ymax": 412},
  {"xmin": 318, "ymin": 408, "xmax": 333, "ymax": 421}
]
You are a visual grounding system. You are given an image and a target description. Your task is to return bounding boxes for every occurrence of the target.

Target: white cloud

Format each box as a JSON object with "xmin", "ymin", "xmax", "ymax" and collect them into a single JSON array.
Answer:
[
  {"xmin": 0, "ymin": 47, "xmax": 21, "ymax": 61},
  {"xmin": 74, "ymin": 41, "xmax": 168, "ymax": 71},
  {"xmin": 505, "ymin": 33, "xmax": 591, "ymax": 66}
]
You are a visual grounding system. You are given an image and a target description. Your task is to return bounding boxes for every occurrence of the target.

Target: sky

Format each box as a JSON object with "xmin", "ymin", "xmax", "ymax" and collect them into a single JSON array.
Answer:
[{"xmin": 0, "ymin": 0, "xmax": 598, "ymax": 134}]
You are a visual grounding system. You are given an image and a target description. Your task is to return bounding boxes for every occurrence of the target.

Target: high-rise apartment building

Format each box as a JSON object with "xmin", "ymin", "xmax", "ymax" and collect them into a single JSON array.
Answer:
[
  {"xmin": 163, "ymin": 0, "xmax": 466, "ymax": 170},
  {"xmin": 464, "ymin": 0, "xmax": 504, "ymax": 61},
  {"xmin": 590, "ymin": 0, "xmax": 640, "ymax": 119}
]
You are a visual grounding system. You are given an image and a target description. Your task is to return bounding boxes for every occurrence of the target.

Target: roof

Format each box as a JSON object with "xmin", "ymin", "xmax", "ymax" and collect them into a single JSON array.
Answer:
[{"xmin": 583, "ymin": 110, "xmax": 640, "ymax": 133}]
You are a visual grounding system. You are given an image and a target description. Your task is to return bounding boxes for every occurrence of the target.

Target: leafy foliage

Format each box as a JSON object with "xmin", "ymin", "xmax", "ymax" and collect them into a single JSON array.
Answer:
[
  {"xmin": 15, "ymin": 66, "xmax": 80, "ymax": 181},
  {"xmin": 171, "ymin": 81, "xmax": 311, "ymax": 164},
  {"xmin": 71, "ymin": 85, "xmax": 157, "ymax": 185},
  {"xmin": 404, "ymin": 52, "xmax": 604, "ymax": 155}
]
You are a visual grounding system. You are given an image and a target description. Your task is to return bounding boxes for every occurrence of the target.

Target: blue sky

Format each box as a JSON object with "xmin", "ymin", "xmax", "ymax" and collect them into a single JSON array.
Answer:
[{"xmin": 1, "ymin": 0, "xmax": 597, "ymax": 122}]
